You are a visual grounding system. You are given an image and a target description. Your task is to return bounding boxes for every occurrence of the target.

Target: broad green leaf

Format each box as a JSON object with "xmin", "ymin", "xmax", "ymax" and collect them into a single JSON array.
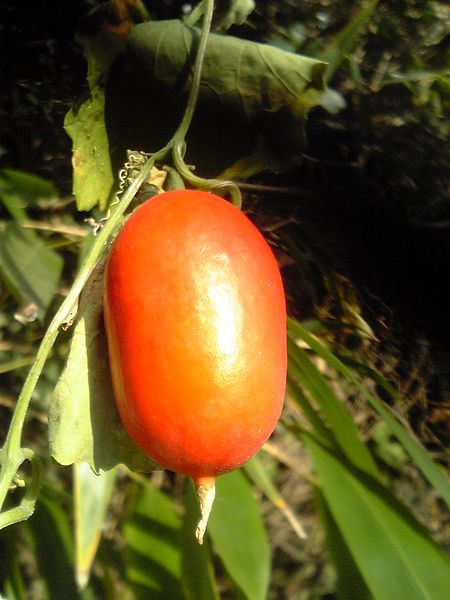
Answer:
[
  {"xmin": 74, "ymin": 463, "xmax": 117, "ymax": 589},
  {"xmin": 304, "ymin": 432, "xmax": 450, "ymax": 600},
  {"xmin": 208, "ymin": 470, "xmax": 270, "ymax": 600},
  {"xmin": 65, "ymin": 85, "xmax": 114, "ymax": 211},
  {"xmin": 0, "ymin": 168, "xmax": 58, "ymax": 205},
  {"xmin": 314, "ymin": 487, "xmax": 372, "ymax": 600},
  {"xmin": 288, "ymin": 335, "xmax": 381, "ymax": 480},
  {"xmin": 106, "ymin": 19, "xmax": 326, "ymax": 180},
  {"xmin": 244, "ymin": 454, "xmax": 306, "ymax": 539},
  {"xmin": 123, "ymin": 480, "xmax": 183, "ymax": 599},
  {"xmin": 0, "ymin": 174, "xmax": 29, "ymax": 221},
  {"xmin": 48, "ymin": 259, "xmax": 158, "ymax": 473},
  {"xmin": 288, "ymin": 318, "xmax": 450, "ymax": 507},
  {"xmin": 320, "ymin": 0, "xmax": 379, "ymax": 83},
  {"xmin": 25, "ymin": 493, "xmax": 78, "ymax": 600},
  {"xmin": 0, "ymin": 221, "xmax": 63, "ymax": 320},
  {"xmin": 181, "ymin": 481, "xmax": 220, "ymax": 600}
]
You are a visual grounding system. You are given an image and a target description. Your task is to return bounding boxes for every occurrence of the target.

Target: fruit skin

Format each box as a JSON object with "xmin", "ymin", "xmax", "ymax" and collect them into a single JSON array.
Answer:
[{"xmin": 103, "ymin": 189, "xmax": 286, "ymax": 480}]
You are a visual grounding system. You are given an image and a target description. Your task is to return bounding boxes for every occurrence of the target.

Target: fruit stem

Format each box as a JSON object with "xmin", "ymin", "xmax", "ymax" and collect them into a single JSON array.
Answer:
[{"xmin": 194, "ymin": 476, "xmax": 216, "ymax": 544}]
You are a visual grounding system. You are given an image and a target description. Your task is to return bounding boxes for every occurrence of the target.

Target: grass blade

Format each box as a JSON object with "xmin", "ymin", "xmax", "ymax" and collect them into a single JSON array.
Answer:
[
  {"xmin": 304, "ymin": 431, "xmax": 450, "ymax": 600},
  {"xmin": 288, "ymin": 318, "xmax": 450, "ymax": 507}
]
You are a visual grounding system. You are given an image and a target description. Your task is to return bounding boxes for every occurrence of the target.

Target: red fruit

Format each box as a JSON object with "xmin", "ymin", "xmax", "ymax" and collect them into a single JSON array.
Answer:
[{"xmin": 103, "ymin": 189, "xmax": 286, "ymax": 541}]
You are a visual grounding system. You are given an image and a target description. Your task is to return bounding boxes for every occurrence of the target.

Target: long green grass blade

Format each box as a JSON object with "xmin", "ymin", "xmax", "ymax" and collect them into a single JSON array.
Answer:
[
  {"xmin": 304, "ymin": 432, "xmax": 450, "ymax": 600},
  {"xmin": 288, "ymin": 318, "xmax": 450, "ymax": 507},
  {"xmin": 314, "ymin": 487, "xmax": 372, "ymax": 600},
  {"xmin": 288, "ymin": 336, "xmax": 380, "ymax": 479},
  {"xmin": 244, "ymin": 454, "xmax": 306, "ymax": 539},
  {"xmin": 208, "ymin": 470, "xmax": 271, "ymax": 600},
  {"xmin": 74, "ymin": 463, "xmax": 117, "ymax": 589},
  {"xmin": 123, "ymin": 481, "xmax": 183, "ymax": 599},
  {"xmin": 26, "ymin": 493, "xmax": 78, "ymax": 600},
  {"xmin": 320, "ymin": 0, "xmax": 379, "ymax": 83}
]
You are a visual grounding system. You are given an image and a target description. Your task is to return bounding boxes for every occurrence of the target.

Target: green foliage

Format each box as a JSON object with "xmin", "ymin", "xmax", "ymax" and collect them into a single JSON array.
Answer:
[
  {"xmin": 64, "ymin": 88, "xmax": 114, "ymax": 212},
  {"xmin": 74, "ymin": 464, "xmax": 117, "ymax": 588},
  {"xmin": 305, "ymin": 433, "xmax": 450, "ymax": 600},
  {"xmin": 124, "ymin": 481, "xmax": 184, "ymax": 598},
  {"xmin": 66, "ymin": 17, "xmax": 326, "ymax": 210},
  {"xmin": 108, "ymin": 19, "xmax": 325, "ymax": 179},
  {"xmin": 0, "ymin": 222, "xmax": 63, "ymax": 322},
  {"xmin": 0, "ymin": 170, "xmax": 64, "ymax": 321},
  {"xmin": 48, "ymin": 259, "xmax": 158, "ymax": 474},
  {"xmin": 320, "ymin": 0, "xmax": 379, "ymax": 83},
  {"xmin": 1, "ymin": 2, "xmax": 450, "ymax": 599},
  {"xmin": 208, "ymin": 471, "xmax": 271, "ymax": 600}
]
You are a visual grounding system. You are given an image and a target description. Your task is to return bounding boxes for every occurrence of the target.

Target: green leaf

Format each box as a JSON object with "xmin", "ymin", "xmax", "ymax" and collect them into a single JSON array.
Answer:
[
  {"xmin": 287, "ymin": 375, "xmax": 337, "ymax": 442},
  {"xmin": 304, "ymin": 432, "xmax": 450, "ymax": 600},
  {"xmin": 1, "ymin": 168, "xmax": 58, "ymax": 205},
  {"xmin": 48, "ymin": 259, "xmax": 158, "ymax": 473},
  {"xmin": 65, "ymin": 84, "xmax": 114, "ymax": 211},
  {"xmin": 288, "ymin": 318, "xmax": 450, "ymax": 507},
  {"xmin": 106, "ymin": 19, "xmax": 326, "ymax": 180},
  {"xmin": 0, "ymin": 221, "xmax": 63, "ymax": 320},
  {"xmin": 314, "ymin": 487, "xmax": 372, "ymax": 600},
  {"xmin": 26, "ymin": 492, "xmax": 78, "ymax": 600},
  {"xmin": 244, "ymin": 453, "xmax": 306, "ymax": 539},
  {"xmin": 320, "ymin": 0, "xmax": 379, "ymax": 83},
  {"xmin": 288, "ymin": 335, "xmax": 381, "ymax": 480},
  {"xmin": 1, "ymin": 527, "xmax": 28, "ymax": 600},
  {"xmin": 208, "ymin": 470, "xmax": 270, "ymax": 600},
  {"xmin": 181, "ymin": 481, "xmax": 220, "ymax": 600},
  {"xmin": 123, "ymin": 480, "xmax": 183, "ymax": 599},
  {"xmin": 188, "ymin": 0, "xmax": 255, "ymax": 31},
  {"xmin": 74, "ymin": 463, "xmax": 117, "ymax": 589}
]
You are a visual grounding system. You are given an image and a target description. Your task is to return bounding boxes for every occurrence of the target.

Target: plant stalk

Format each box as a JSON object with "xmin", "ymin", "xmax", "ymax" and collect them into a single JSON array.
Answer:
[
  {"xmin": 0, "ymin": 160, "xmax": 154, "ymax": 515},
  {"xmin": 0, "ymin": 0, "xmax": 221, "ymax": 524}
]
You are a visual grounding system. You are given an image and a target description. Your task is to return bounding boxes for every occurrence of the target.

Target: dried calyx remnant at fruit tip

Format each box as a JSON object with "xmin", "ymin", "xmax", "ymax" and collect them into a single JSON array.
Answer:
[
  {"xmin": 195, "ymin": 477, "xmax": 216, "ymax": 544},
  {"xmin": 103, "ymin": 190, "xmax": 287, "ymax": 542}
]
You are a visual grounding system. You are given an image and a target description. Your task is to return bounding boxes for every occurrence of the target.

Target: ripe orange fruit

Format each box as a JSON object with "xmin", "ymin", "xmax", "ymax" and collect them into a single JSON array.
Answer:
[{"xmin": 103, "ymin": 190, "xmax": 286, "ymax": 540}]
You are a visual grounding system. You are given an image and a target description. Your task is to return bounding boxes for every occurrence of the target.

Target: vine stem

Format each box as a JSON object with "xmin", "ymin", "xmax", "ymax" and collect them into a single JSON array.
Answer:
[
  {"xmin": 0, "ymin": 0, "xmax": 221, "ymax": 529},
  {"xmin": 169, "ymin": 0, "xmax": 242, "ymax": 207},
  {"xmin": 0, "ymin": 160, "xmax": 154, "ymax": 515}
]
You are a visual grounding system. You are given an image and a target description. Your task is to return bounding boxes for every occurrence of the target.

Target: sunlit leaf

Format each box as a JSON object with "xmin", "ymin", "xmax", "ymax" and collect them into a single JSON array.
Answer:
[
  {"xmin": 208, "ymin": 470, "xmax": 270, "ymax": 600},
  {"xmin": 288, "ymin": 317, "xmax": 450, "ymax": 507},
  {"xmin": 0, "ymin": 222, "xmax": 63, "ymax": 320},
  {"xmin": 304, "ymin": 432, "xmax": 450, "ymax": 600},
  {"xmin": 244, "ymin": 454, "xmax": 306, "ymax": 539},
  {"xmin": 124, "ymin": 480, "xmax": 183, "ymax": 599},
  {"xmin": 74, "ymin": 463, "xmax": 117, "ymax": 589},
  {"xmin": 288, "ymin": 334, "xmax": 381, "ymax": 479},
  {"xmin": 48, "ymin": 259, "xmax": 158, "ymax": 473},
  {"xmin": 64, "ymin": 84, "xmax": 114, "ymax": 212}
]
